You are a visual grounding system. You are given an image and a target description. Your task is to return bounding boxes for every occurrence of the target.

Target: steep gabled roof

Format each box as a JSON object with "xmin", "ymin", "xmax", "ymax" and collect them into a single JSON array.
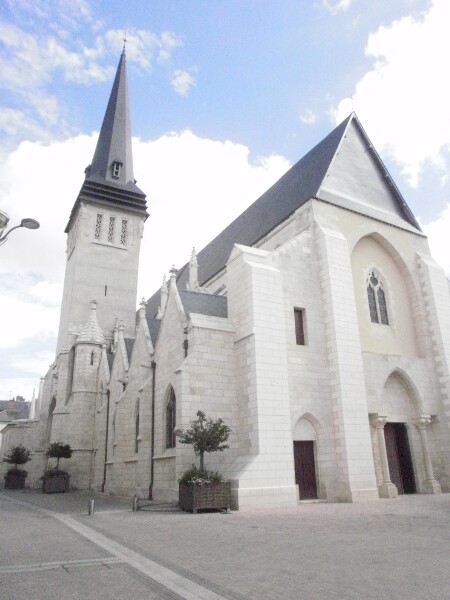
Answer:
[
  {"xmin": 176, "ymin": 115, "xmax": 352, "ymax": 290},
  {"xmin": 147, "ymin": 318, "xmax": 161, "ymax": 346},
  {"xmin": 317, "ymin": 115, "xmax": 420, "ymax": 232},
  {"xmin": 148, "ymin": 113, "xmax": 422, "ymax": 310}
]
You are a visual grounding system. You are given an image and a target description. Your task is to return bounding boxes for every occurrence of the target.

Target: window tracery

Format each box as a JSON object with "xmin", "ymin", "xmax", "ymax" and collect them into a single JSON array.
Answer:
[
  {"xmin": 95, "ymin": 214, "xmax": 102, "ymax": 240},
  {"xmin": 367, "ymin": 269, "xmax": 389, "ymax": 325},
  {"xmin": 120, "ymin": 219, "xmax": 127, "ymax": 245},
  {"xmin": 108, "ymin": 216, "xmax": 115, "ymax": 243}
]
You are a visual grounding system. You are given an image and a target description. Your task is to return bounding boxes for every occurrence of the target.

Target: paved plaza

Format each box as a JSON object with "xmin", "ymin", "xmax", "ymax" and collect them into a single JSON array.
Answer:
[{"xmin": 0, "ymin": 489, "xmax": 449, "ymax": 599}]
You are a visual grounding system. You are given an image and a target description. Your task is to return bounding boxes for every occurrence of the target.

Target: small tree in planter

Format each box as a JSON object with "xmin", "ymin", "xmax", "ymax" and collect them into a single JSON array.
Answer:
[
  {"xmin": 42, "ymin": 442, "xmax": 73, "ymax": 493},
  {"xmin": 3, "ymin": 445, "xmax": 31, "ymax": 489},
  {"xmin": 176, "ymin": 411, "xmax": 231, "ymax": 512}
]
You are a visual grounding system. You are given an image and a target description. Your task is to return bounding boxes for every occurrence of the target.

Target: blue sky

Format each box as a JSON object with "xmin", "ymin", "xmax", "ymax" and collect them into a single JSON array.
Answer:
[{"xmin": 1, "ymin": 0, "xmax": 449, "ymax": 400}]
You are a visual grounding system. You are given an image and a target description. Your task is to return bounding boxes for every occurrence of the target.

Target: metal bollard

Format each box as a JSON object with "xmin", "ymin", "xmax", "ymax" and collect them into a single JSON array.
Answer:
[
  {"xmin": 88, "ymin": 499, "xmax": 95, "ymax": 515},
  {"xmin": 132, "ymin": 495, "xmax": 139, "ymax": 512}
]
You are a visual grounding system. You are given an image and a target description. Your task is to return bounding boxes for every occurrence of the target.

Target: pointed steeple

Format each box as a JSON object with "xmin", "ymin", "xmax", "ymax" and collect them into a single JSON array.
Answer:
[
  {"xmin": 88, "ymin": 49, "xmax": 134, "ymax": 188},
  {"xmin": 65, "ymin": 51, "xmax": 147, "ymax": 233}
]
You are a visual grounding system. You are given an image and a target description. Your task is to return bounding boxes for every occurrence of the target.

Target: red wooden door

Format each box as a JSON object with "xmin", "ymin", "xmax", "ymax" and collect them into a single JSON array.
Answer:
[
  {"xmin": 384, "ymin": 423, "xmax": 403, "ymax": 494},
  {"xmin": 384, "ymin": 423, "xmax": 416, "ymax": 495},
  {"xmin": 293, "ymin": 441, "xmax": 317, "ymax": 500}
]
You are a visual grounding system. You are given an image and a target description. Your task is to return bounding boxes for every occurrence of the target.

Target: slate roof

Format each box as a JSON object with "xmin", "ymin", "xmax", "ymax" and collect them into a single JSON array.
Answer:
[
  {"xmin": 175, "ymin": 114, "xmax": 422, "ymax": 291},
  {"xmin": 106, "ymin": 351, "xmax": 114, "ymax": 371},
  {"xmin": 124, "ymin": 338, "xmax": 134, "ymax": 361},
  {"xmin": 179, "ymin": 291, "xmax": 228, "ymax": 318},
  {"xmin": 146, "ymin": 113, "xmax": 420, "ymax": 316},
  {"xmin": 176, "ymin": 115, "xmax": 353, "ymax": 290},
  {"xmin": 147, "ymin": 318, "xmax": 161, "ymax": 346},
  {"xmin": 145, "ymin": 290, "xmax": 162, "ymax": 320}
]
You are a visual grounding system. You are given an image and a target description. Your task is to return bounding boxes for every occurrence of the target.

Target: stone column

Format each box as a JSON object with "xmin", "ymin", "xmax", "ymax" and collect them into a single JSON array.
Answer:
[
  {"xmin": 370, "ymin": 415, "xmax": 398, "ymax": 498},
  {"xmin": 413, "ymin": 415, "xmax": 442, "ymax": 494}
]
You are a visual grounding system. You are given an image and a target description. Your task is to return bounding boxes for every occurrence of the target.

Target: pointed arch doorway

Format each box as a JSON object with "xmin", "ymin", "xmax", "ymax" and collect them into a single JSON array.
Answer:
[
  {"xmin": 384, "ymin": 422, "xmax": 416, "ymax": 494},
  {"xmin": 293, "ymin": 417, "xmax": 318, "ymax": 500}
]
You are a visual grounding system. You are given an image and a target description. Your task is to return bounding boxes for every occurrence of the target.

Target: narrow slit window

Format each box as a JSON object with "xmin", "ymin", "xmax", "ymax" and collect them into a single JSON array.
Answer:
[
  {"xmin": 135, "ymin": 401, "xmax": 140, "ymax": 454},
  {"xmin": 95, "ymin": 214, "xmax": 102, "ymax": 240},
  {"xmin": 166, "ymin": 387, "xmax": 176, "ymax": 449},
  {"xmin": 120, "ymin": 219, "xmax": 127, "ymax": 245},
  {"xmin": 294, "ymin": 308, "xmax": 306, "ymax": 345},
  {"xmin": 108, "ymin": 216, "xmax": 115, "ymax": 243}
]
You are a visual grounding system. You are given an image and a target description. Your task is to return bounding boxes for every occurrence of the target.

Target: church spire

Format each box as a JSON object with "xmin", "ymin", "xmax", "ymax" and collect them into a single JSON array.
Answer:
[
  {"xmin": 88, "ymin": 49, "xmax": 134, "ymax": 188},
  {"xmin": 65, "ymin": 50, "xmax": 147, "ymax": 235}
]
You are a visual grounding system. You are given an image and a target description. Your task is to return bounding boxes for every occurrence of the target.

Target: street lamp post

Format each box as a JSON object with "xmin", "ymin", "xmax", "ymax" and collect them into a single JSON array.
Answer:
[{"xmin": 0, "ymin": 211, "xmax": 40, "ymax": 247}]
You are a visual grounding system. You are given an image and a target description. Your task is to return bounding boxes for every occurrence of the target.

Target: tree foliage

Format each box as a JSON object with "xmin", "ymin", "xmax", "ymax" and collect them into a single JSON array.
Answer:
[
  {"xmin": 176, "ymin": 411, "xmax": 230, "ymax": 471},
  {"xmin": 3, "ymin": 444, "xmax": 31, "ymax": 470},
  {"xmin": 46, "ymin": 442, "xmax": 72, "ymax": 469}
]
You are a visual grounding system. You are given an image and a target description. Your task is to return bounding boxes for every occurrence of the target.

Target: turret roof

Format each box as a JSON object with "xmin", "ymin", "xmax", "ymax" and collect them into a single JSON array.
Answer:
[{"xmin": 76, "ymin": 301, "xmax": 106, "ymax": 346}]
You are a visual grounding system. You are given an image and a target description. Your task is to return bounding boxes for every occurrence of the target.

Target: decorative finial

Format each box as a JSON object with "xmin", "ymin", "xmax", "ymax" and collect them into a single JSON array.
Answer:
[
  {"xmin": 122, "ymin": 30, "xmax": 128, "ymax": 53},
  {"xmin": 139, "ymin": 298, "xmax": 147, "ymax": 319},
  {"xmin": 169, "ymin": 264, "xmax": 178, "ymax": 279}
]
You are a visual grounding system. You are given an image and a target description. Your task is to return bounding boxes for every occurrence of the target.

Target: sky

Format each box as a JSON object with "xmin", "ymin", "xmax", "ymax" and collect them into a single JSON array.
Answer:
[{"xmin": 1, "ymin": 0, "xmax": 449, "ymax": 401}]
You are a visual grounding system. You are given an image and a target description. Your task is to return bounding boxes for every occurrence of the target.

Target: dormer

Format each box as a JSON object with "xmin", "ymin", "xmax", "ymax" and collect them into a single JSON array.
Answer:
[{"xmin": 112, "ymin": 161, "xmax": 123, "ymax": 179}]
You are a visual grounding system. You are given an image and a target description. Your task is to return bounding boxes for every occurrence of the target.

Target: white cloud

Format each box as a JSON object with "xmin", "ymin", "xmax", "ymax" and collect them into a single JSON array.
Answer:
[
  {"xmin": 422, "ymin": 203, "xmax": 450, "ymax": 275},
  {"xmin": 322, "ymin": 0, "xmax": 353, "ymax": 16},
  {"xmin": 0, "ymin": 131, "xmax": 290, "ymax": 399},
  {"xmin": 1, "ymin": 5, "xmax": 188, "ymax": 147},
  {"xmin": 299, "ymin": 109, "xmax": 318, "ymax": 125},
  {"xmin": 170, "ymin": 69, "xmax": 197, "ymax": 97},
  {"xmin": 333, "ymin": 0, "xmax": 450, "ymax": 188}
]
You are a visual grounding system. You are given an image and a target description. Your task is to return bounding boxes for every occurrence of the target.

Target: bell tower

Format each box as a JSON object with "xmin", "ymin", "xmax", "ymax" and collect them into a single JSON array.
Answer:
[{"xmin": 56, "ymin": 49, "xmax": 148, "ymax": 353}]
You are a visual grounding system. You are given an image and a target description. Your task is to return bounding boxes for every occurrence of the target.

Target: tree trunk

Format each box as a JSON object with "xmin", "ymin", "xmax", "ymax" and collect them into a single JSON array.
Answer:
[{"xmin": 200, "ymin": 452, "xmax": 204, "ymax": 471}]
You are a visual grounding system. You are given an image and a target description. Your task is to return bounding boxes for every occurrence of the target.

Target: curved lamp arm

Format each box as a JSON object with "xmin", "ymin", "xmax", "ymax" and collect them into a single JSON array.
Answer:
[{"xmin": 0, "ymin": 218, "xmax": 40, "ymax": 246}]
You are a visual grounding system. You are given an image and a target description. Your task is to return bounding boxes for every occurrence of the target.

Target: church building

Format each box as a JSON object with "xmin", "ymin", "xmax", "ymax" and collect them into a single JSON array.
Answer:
[{"xmin": 3, "ymin": 50, "xmax": 450, "ymax": 509}]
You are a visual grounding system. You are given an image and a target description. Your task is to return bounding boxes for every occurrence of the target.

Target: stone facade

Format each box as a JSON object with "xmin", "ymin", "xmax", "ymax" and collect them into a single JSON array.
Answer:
[{"xmin": 2, "ymin": 54, "xmax": 449, "ymax": 509}]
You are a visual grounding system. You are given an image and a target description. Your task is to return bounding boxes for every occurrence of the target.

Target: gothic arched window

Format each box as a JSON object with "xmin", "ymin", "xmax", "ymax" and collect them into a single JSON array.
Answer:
[
  {"xmin": 367, "ymin": 270, "xmax": 389, "ymax": 325},
  {"xmin": 166, "ymin": 387, "xmax": 176, "ymax": 449},
  {"xmin": 135, "ymin": 400, "xmax": 140, "ymax": 454}
]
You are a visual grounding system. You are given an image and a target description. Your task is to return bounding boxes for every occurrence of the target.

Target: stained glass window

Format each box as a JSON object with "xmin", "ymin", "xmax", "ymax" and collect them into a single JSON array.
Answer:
[{"xmin": 367, "ymin": 270, "xmax": 389, "ymax": 325}]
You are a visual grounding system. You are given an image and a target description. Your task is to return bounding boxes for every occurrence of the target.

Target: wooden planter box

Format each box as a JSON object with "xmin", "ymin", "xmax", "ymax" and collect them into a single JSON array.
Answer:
[
  {"xmin": 42, "ymin": 474, "xmax": 70, "ymax": 493},
  {"xmin": 179, "ymin": 481, "xmax": 231, "ymax": 513},
  {"xmin": 4, "ymin": 470, "xmax": 27, "ymax": 489}
]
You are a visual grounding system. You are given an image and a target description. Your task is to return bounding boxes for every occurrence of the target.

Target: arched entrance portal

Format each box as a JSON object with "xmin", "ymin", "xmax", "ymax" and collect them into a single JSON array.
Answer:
[
  {"xmin": 384, "ymin": 422, "xmax": 416, "ymax": 494},
  {"xmin": 293, "ymin": 417, "xmax": 318, "ymax": 500}
]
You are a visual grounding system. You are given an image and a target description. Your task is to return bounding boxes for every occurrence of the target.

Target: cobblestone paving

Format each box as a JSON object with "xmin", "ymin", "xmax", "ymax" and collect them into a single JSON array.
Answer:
[{"xmin": 2, "ymin": 489, "xmax": 449, "ymax": 599}]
